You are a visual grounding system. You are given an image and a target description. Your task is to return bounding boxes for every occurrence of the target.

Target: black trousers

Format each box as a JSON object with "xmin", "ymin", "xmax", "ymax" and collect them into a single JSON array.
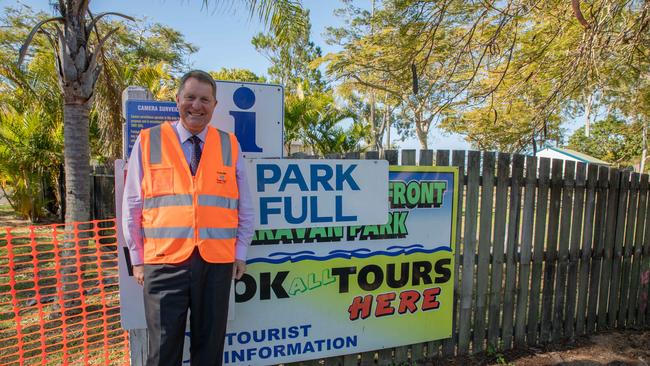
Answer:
[{"xmin": 143, "ymin": 248, "xmax": 233, "ymax": 366}]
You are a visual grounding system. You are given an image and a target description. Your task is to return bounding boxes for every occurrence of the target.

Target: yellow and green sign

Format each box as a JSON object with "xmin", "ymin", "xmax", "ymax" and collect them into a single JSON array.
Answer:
[{"xmin": 225, "ymin": 166, "xmax": 459, "ymax": 365}]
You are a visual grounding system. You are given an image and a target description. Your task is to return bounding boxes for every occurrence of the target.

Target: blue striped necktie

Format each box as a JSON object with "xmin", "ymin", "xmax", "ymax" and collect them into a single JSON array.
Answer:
[{"xmin": 189, "ymin": 135, "xmax": 202, "ymax": 176}]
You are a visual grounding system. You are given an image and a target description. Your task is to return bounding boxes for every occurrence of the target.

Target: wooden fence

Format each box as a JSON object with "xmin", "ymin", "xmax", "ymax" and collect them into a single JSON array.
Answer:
[
  {"xmin": 278, "ymin": 149, "xmax": 650, "ymax": 365},
  {"xmin": 115, "ymin": 149, "xmax": 650, "ymax": 365}
]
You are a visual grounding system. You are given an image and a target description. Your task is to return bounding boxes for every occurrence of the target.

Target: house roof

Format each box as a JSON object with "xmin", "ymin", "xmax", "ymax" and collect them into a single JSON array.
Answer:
[{"xmin": 539, "ymin": 146, "xmax": 610, "ymax": 165}]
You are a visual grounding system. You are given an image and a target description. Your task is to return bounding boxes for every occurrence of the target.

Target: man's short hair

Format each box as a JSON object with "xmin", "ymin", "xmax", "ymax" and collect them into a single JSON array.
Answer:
[{"xmin": 178, "ymin": 70, "xmax": 217, "ymax": 98}]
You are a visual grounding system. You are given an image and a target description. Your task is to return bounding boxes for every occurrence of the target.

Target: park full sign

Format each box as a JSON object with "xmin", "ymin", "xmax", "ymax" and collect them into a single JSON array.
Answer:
[{"xmin": 247, "ymin": 159, "xmax": 389, "ymax": 229}]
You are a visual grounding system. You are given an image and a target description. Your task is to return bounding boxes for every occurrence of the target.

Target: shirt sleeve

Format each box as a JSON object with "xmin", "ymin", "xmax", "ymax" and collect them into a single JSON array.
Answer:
[
  {"xmin": 122, "ymin": 135, "xmax": 145, "ymax": 266},
  {"xmin": 235, "ymin": 145, "xmax": 255, "ymax": 261}
]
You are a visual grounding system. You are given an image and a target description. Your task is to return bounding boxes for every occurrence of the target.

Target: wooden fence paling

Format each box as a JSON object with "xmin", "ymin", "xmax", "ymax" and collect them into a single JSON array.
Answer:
[
  {"xmin": 565, "ymin": 162, "xmax": 586, "ymax": 339},
  {"xmin": 638, "ymin": 174, "xmax": 650, "ymax": 326},
  {"xmin": 421, "ymin": 149, "xmax": 440, "ymax": 361},
  {"xmin": 617, "ymin": 172, "xmax": 636, "ymax": 328},
  {"xmin": 502, "ymin": 154, "xmax": 524, "ymax": 348},
  {"xmin": 576, "ymin": 164, "xmax": 597, "ymax": 336},
  {"xmin": 422, "ymin": 150, "xmax": 442, "ymax": 362},
  {"xmin": 473, "ymin": 152, "xmax": 496, "ymax": 352},
  {"xmin": 540, "ymin": 159, "xmax": 563, "ymax": 343},
  {"xmin": 629, "ymin": 175, "xmax": 648, "ymax": 326},
  {"xmin": 553, "ymin": 160, "xmax": 575, "ymax": 341},
  {"xmin": 487, "ymin": 153, "xmax": 511, "ymax": 349},
  {"xmin": 401, "ymin": 149, "xmax": 415, "ymax": 166},
  {"xmin": 527, "ymin": 158, "xmax": 551, "ymax": 344},
  {"xmin": 383, "ymin": 149, "xmax": 398, "ymax": 165},
  {"xmin": 587, "ymin": 166, "xmax": 610, "ymax": 333},
  {"xmin": 598, "ymin": 168, "xmax": 621, "ymax": 330},
  {"xmin": 393, "ymin": 149, "xmax": 415, "ymax": 365},
  {"xmin": 410, "ymin": 150, "xmax": 432, "ymax": 363},
  {"xmin": 357, "ymin": 153, "xmax": 377, "ymax": 366},
  {"xmin": 420, "ymin": 149, "xmax": 434, "ymax": 166},
  {"xmin": 441, "ymin": 150, "xmax": 465, "ymax": 357},
  {"xmin": 374, "ymin": 150, "xmax": 398, "ymax": 366},
  {"xmin": 435, "ymin": 150, "xmax": 453, "ymax": 358},
  {"xmin": 365, "ymin": 151, "xmax": 379, "ymax": 160},
  {"xmin": 515, "ymin": 156, "xmax": 536, "ymax": 347},
  {"xmin": 457, "ymin": 151, "xmax": 480, "ymax": 355}
]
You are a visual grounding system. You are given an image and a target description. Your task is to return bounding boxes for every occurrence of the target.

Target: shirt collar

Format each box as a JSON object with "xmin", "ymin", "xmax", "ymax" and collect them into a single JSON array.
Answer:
[{"xmin": 174, "ymin": 120, "xmax": 207, "ymax": 143}]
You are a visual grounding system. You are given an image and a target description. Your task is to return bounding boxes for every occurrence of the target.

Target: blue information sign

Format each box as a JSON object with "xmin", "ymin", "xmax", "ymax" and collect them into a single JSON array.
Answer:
[{"xmin": 124, "ymin": 100, "xmax": 179, "ymax": 157}]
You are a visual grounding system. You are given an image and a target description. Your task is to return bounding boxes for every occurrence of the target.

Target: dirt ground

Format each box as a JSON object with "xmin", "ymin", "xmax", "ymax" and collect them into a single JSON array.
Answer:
[
  {"xmin": 0, "ymin": 203, "xmax": 58, "ymax": 228},
  {"xmin": 433, "ymin": 330, "xmax": 650, "ymax": 366},
  {"xmin": 0, "ymin": 203, "xmax": 28, "ymax": 228}
]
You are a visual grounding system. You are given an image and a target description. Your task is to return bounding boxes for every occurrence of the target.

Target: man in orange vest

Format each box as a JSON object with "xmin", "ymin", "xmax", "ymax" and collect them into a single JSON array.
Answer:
[{"xmin": 122, "ymin": 70, "xmax": 255, "ymax": 366}]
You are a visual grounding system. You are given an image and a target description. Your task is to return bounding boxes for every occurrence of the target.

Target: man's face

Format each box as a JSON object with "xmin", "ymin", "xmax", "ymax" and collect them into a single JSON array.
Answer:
[{"xmin": 176, "ymin": 77, "xmax": 217, "ymax": 134}]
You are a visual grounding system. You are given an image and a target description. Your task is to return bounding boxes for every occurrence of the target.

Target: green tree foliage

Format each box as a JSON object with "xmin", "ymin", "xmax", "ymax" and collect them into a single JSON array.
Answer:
[
  {"xmin": 284, "ymin": 91, "xmax": 366, "ymax": 155},
  {"xmin": 322, "ymin": 0, "xmax": 517, "ymax": 149},
  {"xmin": 252, "ymin": 7, "xmax": 369, "ymax": 154},
  {"xmin": 92, "ymin": 20, "xmax": 196, "ymax": 159},
  {"xmin": 252, "ymin": 8, "xmax": 325, "ymax": 95},
  {"xmin": 13, "ymin": 0, "xmax": 305, "ymax": 223},
  {"xmin": 0, "ymin": 7, "xmax": 65, "ymax": 221},
  {"xmin": 1, "ymin": 6, "xmax": 197, "ymax": 220},
  {"xmin": 322, "ymin": 0, "xmax": 649, "ymax": 156},
  {"xmin": 0, "ymin": 106, "xmax": 62, "ymax": 221},
  {"xmin": 210, "ymin": 68, "xmax": 266, "ymax": 83},
  {"xmin": 322, "ymin": 1, "xmax": 400, "ymax": 151},
  {"xmin": 202, "ymin": 0, "xmax": 305, "ymax": 44},
  {"xmin": 567, "ymin": 117, "xmax": 642, "ymax": 169}
]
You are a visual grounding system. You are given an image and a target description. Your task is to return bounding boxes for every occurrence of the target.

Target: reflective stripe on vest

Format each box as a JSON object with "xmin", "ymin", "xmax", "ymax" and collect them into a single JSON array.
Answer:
[
  {"xmin": 198, "ymin": 194, "xmax": 238, "ymax": 209},
  {"xmin": 199, "ymin": 228, "xmax": 238, "ymax": 240},
  {"xmin": 144, "ymin": 227, "xmax": 237, "ymax": 239},
  {"xmin": 144, "ymin": 194, "xmax": 192, "ymax": 209},
  {"xmin": 218, "ymin": 130, "xmax": 232, "ymax": 167},
  {"xmin": 144, "ymin": 227, "xmax": 194, "ymax": 239},
  {"xmin": 144, "ymin": 193, "xmax": 238, "ymax": 209},
  {"xmin": 149, "ymin": 125, "xmax": 162, "ymax": 164}
]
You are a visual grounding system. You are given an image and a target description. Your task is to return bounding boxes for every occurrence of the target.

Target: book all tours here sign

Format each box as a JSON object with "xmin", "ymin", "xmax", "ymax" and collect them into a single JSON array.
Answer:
[
  {"xmin": 223, "ymin": 165, "xmax": 458, "ymax": 364},
  {"xmin": 116, "ymin": 161, "xmax": 458, "ymax": 365}
]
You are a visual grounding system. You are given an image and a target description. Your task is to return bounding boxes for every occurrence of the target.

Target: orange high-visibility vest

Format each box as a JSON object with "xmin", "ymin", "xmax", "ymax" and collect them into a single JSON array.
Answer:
[{"xmin": 139, "ymin": 122, "xmax": 239, "ymax": 264}]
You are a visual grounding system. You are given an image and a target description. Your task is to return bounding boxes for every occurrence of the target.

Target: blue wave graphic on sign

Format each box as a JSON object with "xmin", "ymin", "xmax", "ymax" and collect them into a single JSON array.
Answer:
[{"xmin": 247, "ymin": 244, "xmax": 452, "ymax": 264}]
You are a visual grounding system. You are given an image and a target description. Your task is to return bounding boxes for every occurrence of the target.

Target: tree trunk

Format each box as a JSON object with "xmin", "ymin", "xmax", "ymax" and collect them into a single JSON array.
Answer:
[
  {"xmin": 416, "ymin": 126, "xmax": 428, "ymax": 150},
  {"xmin": 63, "ymin": 102, "xmax": 91, "ymax": 223},
  {"xmin": 585, "ymin": 92, "xmax": 593, "ymax": 137},
  {"xmin": 385, "ymin": 114, "xmax": 391, "ymax": 151},
  {"xmin": 415, "ymin": 110, "xmax": 429, "ymax": 150},
  {"xmin": 370, "ymin": 93, "xmax": 378, "ymax": 151}
]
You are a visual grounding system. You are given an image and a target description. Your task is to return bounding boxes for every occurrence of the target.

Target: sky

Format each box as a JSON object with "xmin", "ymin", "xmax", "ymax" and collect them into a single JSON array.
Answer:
[{"xmin": 2, "ymin": 0, "xmax": 478, "ymax": 152}]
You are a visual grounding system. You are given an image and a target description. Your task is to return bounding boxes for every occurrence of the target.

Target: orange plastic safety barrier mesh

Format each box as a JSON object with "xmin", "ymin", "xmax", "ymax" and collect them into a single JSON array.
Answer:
[{"xmin": 0, "ymin": 219, "xmax": 130, "ymax": 365}]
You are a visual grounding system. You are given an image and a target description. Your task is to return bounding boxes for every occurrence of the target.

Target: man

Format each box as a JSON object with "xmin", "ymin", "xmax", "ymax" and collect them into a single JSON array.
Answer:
[{"xmin": 122, "ymin": 70, "xmax": 254, "ymax": 366}]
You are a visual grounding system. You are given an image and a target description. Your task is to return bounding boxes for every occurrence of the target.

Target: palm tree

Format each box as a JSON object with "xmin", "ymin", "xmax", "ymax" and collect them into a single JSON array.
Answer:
[
  {"xmin": 18, "ymin": 3, "xmax": 133, "ymax": 222},
  {"xmin": 18, "ymin": 0, "xmax": 304, "ymax": 223}
]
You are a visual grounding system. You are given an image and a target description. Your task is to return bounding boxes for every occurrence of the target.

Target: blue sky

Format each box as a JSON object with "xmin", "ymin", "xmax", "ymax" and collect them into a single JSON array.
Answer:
[{"xmin": 3, "ymin": 0, "xmax": 477, "ymax": 151}]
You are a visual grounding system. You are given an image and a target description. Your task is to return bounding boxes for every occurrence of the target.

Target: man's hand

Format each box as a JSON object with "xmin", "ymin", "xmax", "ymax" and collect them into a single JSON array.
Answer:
[
  {"xmin": 232, "ymin": 259, "xmax": 246, "ymax": 280},
  {"xmin": 133, "ymin": 264, "xmax": 144, "ymax": 286}
]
